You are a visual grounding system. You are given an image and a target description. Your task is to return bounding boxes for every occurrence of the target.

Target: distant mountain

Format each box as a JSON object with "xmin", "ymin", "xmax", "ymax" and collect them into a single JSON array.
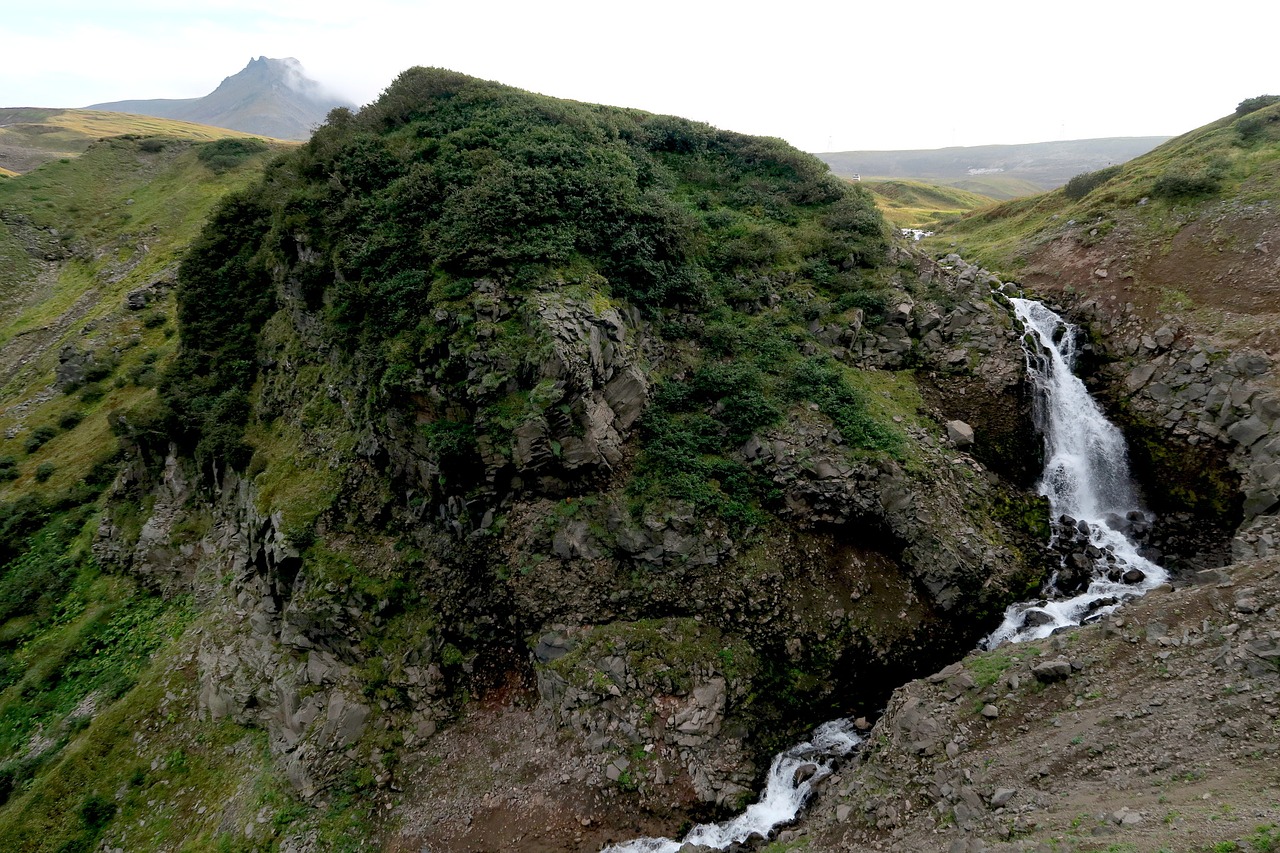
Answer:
[
  {"xmin": 87, "ymin": 56, "xmax": 353, "ymax": 140},
  {"xmin": 816, "ymin": 137, "xmax": 1170, "ymax": 198}
]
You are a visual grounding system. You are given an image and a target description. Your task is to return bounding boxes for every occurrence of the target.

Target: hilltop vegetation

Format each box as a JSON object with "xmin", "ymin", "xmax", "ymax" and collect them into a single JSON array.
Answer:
[{"xmin": 164, "ymin": 66, "xmax": 894, "ymax": 523}]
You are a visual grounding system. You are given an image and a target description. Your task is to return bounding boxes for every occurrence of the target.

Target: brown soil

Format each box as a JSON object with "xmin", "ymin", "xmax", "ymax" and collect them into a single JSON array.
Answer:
[
  {"xmin": 389, "ymin": 693, "xmax": 694, "ymax": 853},
  {"xmin": 1018, "ymin": 203, "xmax": 1280, "ymax": 353}
]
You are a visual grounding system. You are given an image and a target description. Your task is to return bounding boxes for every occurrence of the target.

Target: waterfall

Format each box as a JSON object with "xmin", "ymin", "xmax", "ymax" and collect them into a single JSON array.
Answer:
[
  {"xmin": 604, "ymin": 296, "xmax": 1166, "ymax": 851},
  {"xmin": 983, "ymin": 298, "xmax": 1168, "ymax": 647},
  {"xmin": 600, "ymin": 719, "xmax": 862, "ymax": 853}
]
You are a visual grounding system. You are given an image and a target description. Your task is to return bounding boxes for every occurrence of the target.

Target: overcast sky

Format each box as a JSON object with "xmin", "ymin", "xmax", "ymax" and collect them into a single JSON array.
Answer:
[{"xmin": 5, "ymin": 0, "xmax": 1278, "ymax": 152}]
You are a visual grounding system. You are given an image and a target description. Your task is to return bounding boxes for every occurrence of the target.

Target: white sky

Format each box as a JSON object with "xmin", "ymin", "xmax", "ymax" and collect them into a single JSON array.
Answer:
[{"xmin": 4, "ymin": 0, "xmax": 1278, "ymax": 152}]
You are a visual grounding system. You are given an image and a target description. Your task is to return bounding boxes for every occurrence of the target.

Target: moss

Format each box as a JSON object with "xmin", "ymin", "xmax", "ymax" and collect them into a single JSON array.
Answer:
[
  {"xmin": 545, "ymin": 618, "xmax": 758, "ymax": 695},
  {"xmin": 1114, "ymin": 409, "xmax": 1242, "ymax": 525}
]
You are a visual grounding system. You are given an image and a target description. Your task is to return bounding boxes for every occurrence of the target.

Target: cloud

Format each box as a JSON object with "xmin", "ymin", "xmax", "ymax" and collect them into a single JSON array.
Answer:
[{"xmin": 3, "ymin": 0, "xmax": 1279, "ymax": 150}]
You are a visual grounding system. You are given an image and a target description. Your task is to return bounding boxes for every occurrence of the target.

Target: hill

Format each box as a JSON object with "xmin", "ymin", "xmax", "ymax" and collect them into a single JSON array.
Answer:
[
  {"xmin": 817, "ymin": 137, "xmax": 1170, "ymax": 197},
  {"xmin": 862, "ymin": 178, "xmax": 996, "ymax": 228},
  {"xmin": 934, "ymin": 96, "xmax": 1280, "ymax": 334},
  {"xmin": 0, "ymin": 107, "xmax": 273, "ymax": 174},
  {"xmin": 0, "ymin": 67, "xmax": 1066, "ymax": 850},
  {"xmin": 87, "ymin": 56, "xmax": 353, "ymax": 141}
]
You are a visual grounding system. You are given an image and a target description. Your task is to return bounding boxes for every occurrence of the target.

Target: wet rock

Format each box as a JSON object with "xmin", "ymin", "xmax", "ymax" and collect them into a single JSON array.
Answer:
[
  {"xmin": 792, "ymin": 763, "xmax": 818, "ymax": 785},
  {"xmin": 1121, "ymin": 568, "xmax": 1146, "ymax": 584},
  {"xmin": 1020, "ymin": 609, "xmax": 1055, "ymax": 629}
]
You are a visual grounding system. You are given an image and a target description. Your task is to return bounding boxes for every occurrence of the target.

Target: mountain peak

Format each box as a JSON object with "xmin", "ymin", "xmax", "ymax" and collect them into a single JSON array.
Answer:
[{"xmin": 87, "ymin": 57, "xmax": 353, "ymax": 140}]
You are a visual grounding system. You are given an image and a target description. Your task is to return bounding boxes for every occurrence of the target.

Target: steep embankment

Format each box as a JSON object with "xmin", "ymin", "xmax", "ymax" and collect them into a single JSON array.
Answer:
[
  {"xmin": 0, "ymin": 134, "xmax": 295, "ymax": 851},
  {"xmin": 799, "ymin": 553, "xmax": 1280, "ymax": 853}
]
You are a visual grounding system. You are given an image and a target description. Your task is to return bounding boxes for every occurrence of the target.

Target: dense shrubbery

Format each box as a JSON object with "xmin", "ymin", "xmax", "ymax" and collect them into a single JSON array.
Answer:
[
  {"xmin": 161, "ymin": 191, "xmax": 274, "ymax": 475},
  {"xmin": 1236, "ymin": 95, "xmax": 1280, "ymax": 116},
  {"xmin": 166, "ymin": 67, "xmax": 892, "ymax": 502},
  {"xmin": 1151, "ymin": 165, "xmax": 1223, "ymax": 199},
  {"xmin": 1062, "ymin": 165, "xmax": 1122, "ymax": 200},
  {"xmin": 195, "ymin": 137, "xmax": 269, "ymax": 173}
]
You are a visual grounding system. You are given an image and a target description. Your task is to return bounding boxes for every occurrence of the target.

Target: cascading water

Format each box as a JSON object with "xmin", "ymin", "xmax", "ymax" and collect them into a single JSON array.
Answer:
[
  {"xmin": 600, "ymin": 719, "xmax": 862, "ymax": 853},
  {"xmin": 605, "ymin": 296, "xmax": 1167, "ymax": 851},
  {"xmin": 983, "ymin": 298, "xmax": 1168, "ymax": 647}
]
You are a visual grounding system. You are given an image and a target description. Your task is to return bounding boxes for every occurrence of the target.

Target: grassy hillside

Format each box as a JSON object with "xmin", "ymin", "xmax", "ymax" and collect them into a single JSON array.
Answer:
[
  {"xmin": 0, "ymin": 108, "xmax": 281, "ymax": 174},
  {"xmin": 0, "ymin": 133, "xmax": 311, "ymax": 851},
  {"xmin": 863, "ymin": 178, "xmax": 995, "ymax": 228},
  {"xmin": 933, "ymin": 97, "xmax": 1280, "ymax": 274}
]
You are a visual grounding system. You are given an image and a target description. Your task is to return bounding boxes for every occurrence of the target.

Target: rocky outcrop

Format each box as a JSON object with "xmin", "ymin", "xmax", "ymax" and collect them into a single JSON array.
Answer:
[
  {"xmin": 95, "ymin": 240, "xmax": 1056, "ymax": 827},
  {"xmin": 535, "ymin": 620, "xmax": 758, "ymax": 807}
]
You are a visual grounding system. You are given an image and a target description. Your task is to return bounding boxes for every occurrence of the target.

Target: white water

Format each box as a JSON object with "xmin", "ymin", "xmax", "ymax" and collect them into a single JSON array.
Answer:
[
  {"xmin": 601, "ymin": 719, "xmax": 862, "ymax": 853},
  {"xmin": 605, "ymin": 296, "xmax": 1166, "ymax": 850},
  {"xmin": 983, "ymin": 298, "xmax": 1168, "ymax": 647}
]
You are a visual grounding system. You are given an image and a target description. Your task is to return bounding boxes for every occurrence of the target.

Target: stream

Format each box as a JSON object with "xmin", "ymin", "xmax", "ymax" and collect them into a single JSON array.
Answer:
[{"xmin": 603, "ymin": 297, "xmax": 1165, "ymax": 852}]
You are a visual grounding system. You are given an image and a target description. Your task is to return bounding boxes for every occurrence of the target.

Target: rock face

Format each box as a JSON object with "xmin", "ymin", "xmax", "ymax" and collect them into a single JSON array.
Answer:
[{"xmin": 535, "ymin": 621, "xmax": 757, "ymax": 807}]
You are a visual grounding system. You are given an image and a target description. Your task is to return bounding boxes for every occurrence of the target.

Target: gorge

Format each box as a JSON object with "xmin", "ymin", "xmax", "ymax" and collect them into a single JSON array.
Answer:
[{"xmin": 0, "ymin": 73, "xmax": 1276, "ymax": 853}]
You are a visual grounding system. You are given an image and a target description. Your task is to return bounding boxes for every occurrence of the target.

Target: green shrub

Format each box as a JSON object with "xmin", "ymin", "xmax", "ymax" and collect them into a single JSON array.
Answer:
[
  {"xmin": 78, "ymin": 793, "xmax": 116, "ymax": 830},
  {"xmin": 78, "ymin": 384, "xmax": 105, "ymax": 404},
  {"xmin": 0, "ymin": 457, "xmax": 16, "ymax": 482},
  {"xmin": 34, "ymin": 462, "xmax": 55, "ymax": 482},
  {"xmin": 1151, "ymin": 167, "xmax": 1222, "ymax": 199},
  {"xmin": 196, "ymin": 137, "xmax": 269, "ymax": 173},
  {"xmin": 1236, "ymin": 95, "xmax": 1280, "ymax": 116},
  {"xmin": 57, "ymin": 411, "xmax": 84, "ymax": 430},
  {"xmin": 1236, "ymin": 109, "xmax": 1280, "ymax": 144},
  {"xmin": 1063, "ymin": 165, "xmax": 1122, "ymax": 200},
  {"xmin": 82, "ymin": 356, "xmax": 118, "ymax": 383},
  {"xmin": 23, "ymin": 425, "xmax": 58, "ymax": 453}
]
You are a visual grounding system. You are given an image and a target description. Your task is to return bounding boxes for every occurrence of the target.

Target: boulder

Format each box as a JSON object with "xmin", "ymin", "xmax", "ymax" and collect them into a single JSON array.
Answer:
[
  {"xmin": 1032, "ymin": 657, "xmax": 1073, "ymax": 682},
  {"xmin": 945, "ymin": 420, "xmax": 975, "ymax": 447}
]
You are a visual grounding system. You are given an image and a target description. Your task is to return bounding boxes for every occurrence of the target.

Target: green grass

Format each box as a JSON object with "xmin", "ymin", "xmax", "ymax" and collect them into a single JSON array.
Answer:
[
  {"xmin": 864, "ymin": 178, "xmax": 996, "ymax": 228},
  {"xmin": 965, "ymin": 651, "xmax": 1013, "ymax": 690},
  {"xmin": 0, "ymin": 134, "xmax": 278, "ymax": 501},
  {"xmin": 932, "ymin": 99, "xmax": 1280, "ymax": 274}
]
